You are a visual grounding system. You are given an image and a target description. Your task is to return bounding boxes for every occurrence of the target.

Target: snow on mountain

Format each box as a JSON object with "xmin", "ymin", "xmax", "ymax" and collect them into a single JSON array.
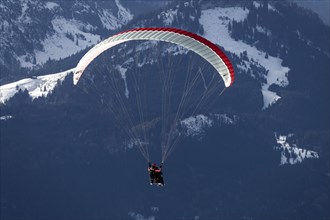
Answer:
[
  {"xmin": 20, "ymin": 18, "xmax": 100, "ymax": 68},
  {"xmin": 253, "ymin": 1, "xmax": 261, "ymax": 9},
  {"xmin": 180, "ymin": 114, "xmax": 213, "ymax": 137},
  {"xmin": 180, "ymin": 114, "xmax": 237, "ymax": 138},
  {"xmin": 211, "ymin": 113, "xmax": 238, "ymax": 125},
  {"xmin": 0, "ymin": 0, "xmax": 134, "ymax": 70},
  {"xmin": 199, "ymin": 6, "xmax": 289, "ymax": 109},
  {"xmin": 99, "ymin": 8, "xmax": 124, "ymax": 30},
  {"xmin": 115, "ymin": 0, "xmax": 133, "ymax": 24},
  {"xmin": 0, "ymin": 69, "xmax": 72, "ymax": 104},
  {"xmin": 0, "ymin": 115, "xmax": 13, "ymax": 120},
  {"xmin": 274, "ymin": 134, "xmax": 319, "ymax": 165},
  {"xmin": 98, "ymin": 0, "xmax": 133, "ymax": 30},
  {"xmin": 28, "ymin": 0, "xmax": 133, "ymax": 67},
  {"xmin": 115, "ymin": 64, "xmax": 130, "ymax": 98},
  {"xmin": 158, "ymin": 8, "xmax": 178, "ymax": 26},
  {"xmin": 44, "ymin": 1, "xmax": 59, "ymax": 10},
  {"xmin": 128, "ymin": 212, "xmax": 155, "ymax": 220}
]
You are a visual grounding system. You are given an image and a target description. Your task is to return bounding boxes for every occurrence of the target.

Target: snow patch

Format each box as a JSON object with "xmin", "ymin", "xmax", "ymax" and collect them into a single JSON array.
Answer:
[
  {"xmin": 253, "ymin": 1, "xmax": 261, "ymax": 8},
  {"xmin": 0, "ymin": 69, "xmax": 72, "ymax": 104},
  {"xmin": 45, "ymin": 2, "xmax": 59, "ymax": 10},
  {"xmin": 98, "ymin": 0, "xmax": 133, "ymax": 31},
  {"xmin": 19, "ymin": 17, "xmax": 100, "ymax": 68},
  {"xmin": 72, "ymin": 2, "xmax": 91, "ymax": 14},
  {"xmin": 128, "ymin": 212, "xmax": 155, "ymax": 220},
  {"xmin": 199, "ymin": 7, "xmax": 290, "ymax": 110},
  {"xmin": 116, "ymin": 65, "xmax": 129, "ymax": 98},
  {"xmin": 18, "ymin": 0, "xmax": 32, "ymax": 24},
  {"xmin": 0, "ymin": 115, "xmax": 13, "ymax": 120},
  {"xmin": 158, "ymin": 8, "xmax": 178, "ymax": 26},
  {"xmin": 180, "ymin": 114, "xmax": 213, "ymax": 137},
  {"xmin": 274, "ymin": 134, "xmax": 319, "ymax": 165},
  {"xmin": 211, "ymin": 113, "xmax": 238, "ymax": 125},
  {"xmin": 115, "ymin": 0, "xmax": 133, "ymax": 24},
  {"xmin": 180, "ymin": 114, "xmax": 237, "ymax": 138},
  {"xmin": 99, "ymin": 9, "xmax": 123, "ymax": 30},
  {"xmin": 268, "ymin": 3, "xmax": 278, "ymax": 12},
  {"xmin": 256, "ymin": 25, "xmax": 267, "ymax": 34},
  {"xmin": 36, "ymin": 17, "xmax": 100, "ymax": 65}
]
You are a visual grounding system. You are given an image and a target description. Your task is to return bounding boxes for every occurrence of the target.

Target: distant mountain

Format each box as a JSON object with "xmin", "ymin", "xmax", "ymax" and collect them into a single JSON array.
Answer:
[
  {"xmin": 0, "ymin": 0, "xmax": 170, "ymax": 83},
  {"xmin": 1, "ymin": 1, "xmax": 329, "ymax": 220}
]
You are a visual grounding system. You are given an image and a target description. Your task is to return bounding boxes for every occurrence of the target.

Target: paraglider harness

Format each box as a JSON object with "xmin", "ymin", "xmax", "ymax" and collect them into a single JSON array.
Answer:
[{"xmin": 148, "ymin": 162, "xmax": 164, "ymax": 186}]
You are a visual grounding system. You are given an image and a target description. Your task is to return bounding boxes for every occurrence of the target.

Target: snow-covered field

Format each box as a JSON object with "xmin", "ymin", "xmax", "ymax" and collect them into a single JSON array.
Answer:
[
  {"xmin": 199, "ymin": 6, "xmax": 290, "ymax": 109},
  {"xmin": 0, "ymin": 69, "xmax": 73, "ymax": 104},
  {"xmin": 33, "ymin": 18, "xmax": 100, "ymax": 67}
]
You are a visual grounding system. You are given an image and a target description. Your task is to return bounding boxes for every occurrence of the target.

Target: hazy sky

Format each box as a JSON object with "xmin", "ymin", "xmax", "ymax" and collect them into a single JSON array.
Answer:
[{"xmin": 294, "ymin": 0, "xmax": 330, "ymax": 25}]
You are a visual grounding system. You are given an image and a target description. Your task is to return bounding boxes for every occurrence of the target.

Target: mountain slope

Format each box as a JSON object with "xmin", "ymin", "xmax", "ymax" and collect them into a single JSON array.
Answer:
[
  {"xmin": 0, "ymin": 1, "xmax": 329, "ymax": 219},
  {"xmin": 0, "ymin": 0, "xmax": 170, "ymax": 83}
]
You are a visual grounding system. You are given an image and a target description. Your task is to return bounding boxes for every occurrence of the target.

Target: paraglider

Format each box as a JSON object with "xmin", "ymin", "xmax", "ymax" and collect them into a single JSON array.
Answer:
[
  {"xmin": 74, "ymin": 27, "xmax": 234, "ymax": 87},
  {"xmin": 148, "ymin": 162, "xmax": 164, "ymax": 186},
  {"xmin": 73, "ymin": 27, "xmax": 235, "ymax": 185}
]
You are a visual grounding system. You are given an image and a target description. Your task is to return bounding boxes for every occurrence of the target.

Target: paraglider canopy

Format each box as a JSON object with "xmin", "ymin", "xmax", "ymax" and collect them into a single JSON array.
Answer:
[{"xmin": 73, "ymin": 27, "xmax": 234, "ymax": 87}]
